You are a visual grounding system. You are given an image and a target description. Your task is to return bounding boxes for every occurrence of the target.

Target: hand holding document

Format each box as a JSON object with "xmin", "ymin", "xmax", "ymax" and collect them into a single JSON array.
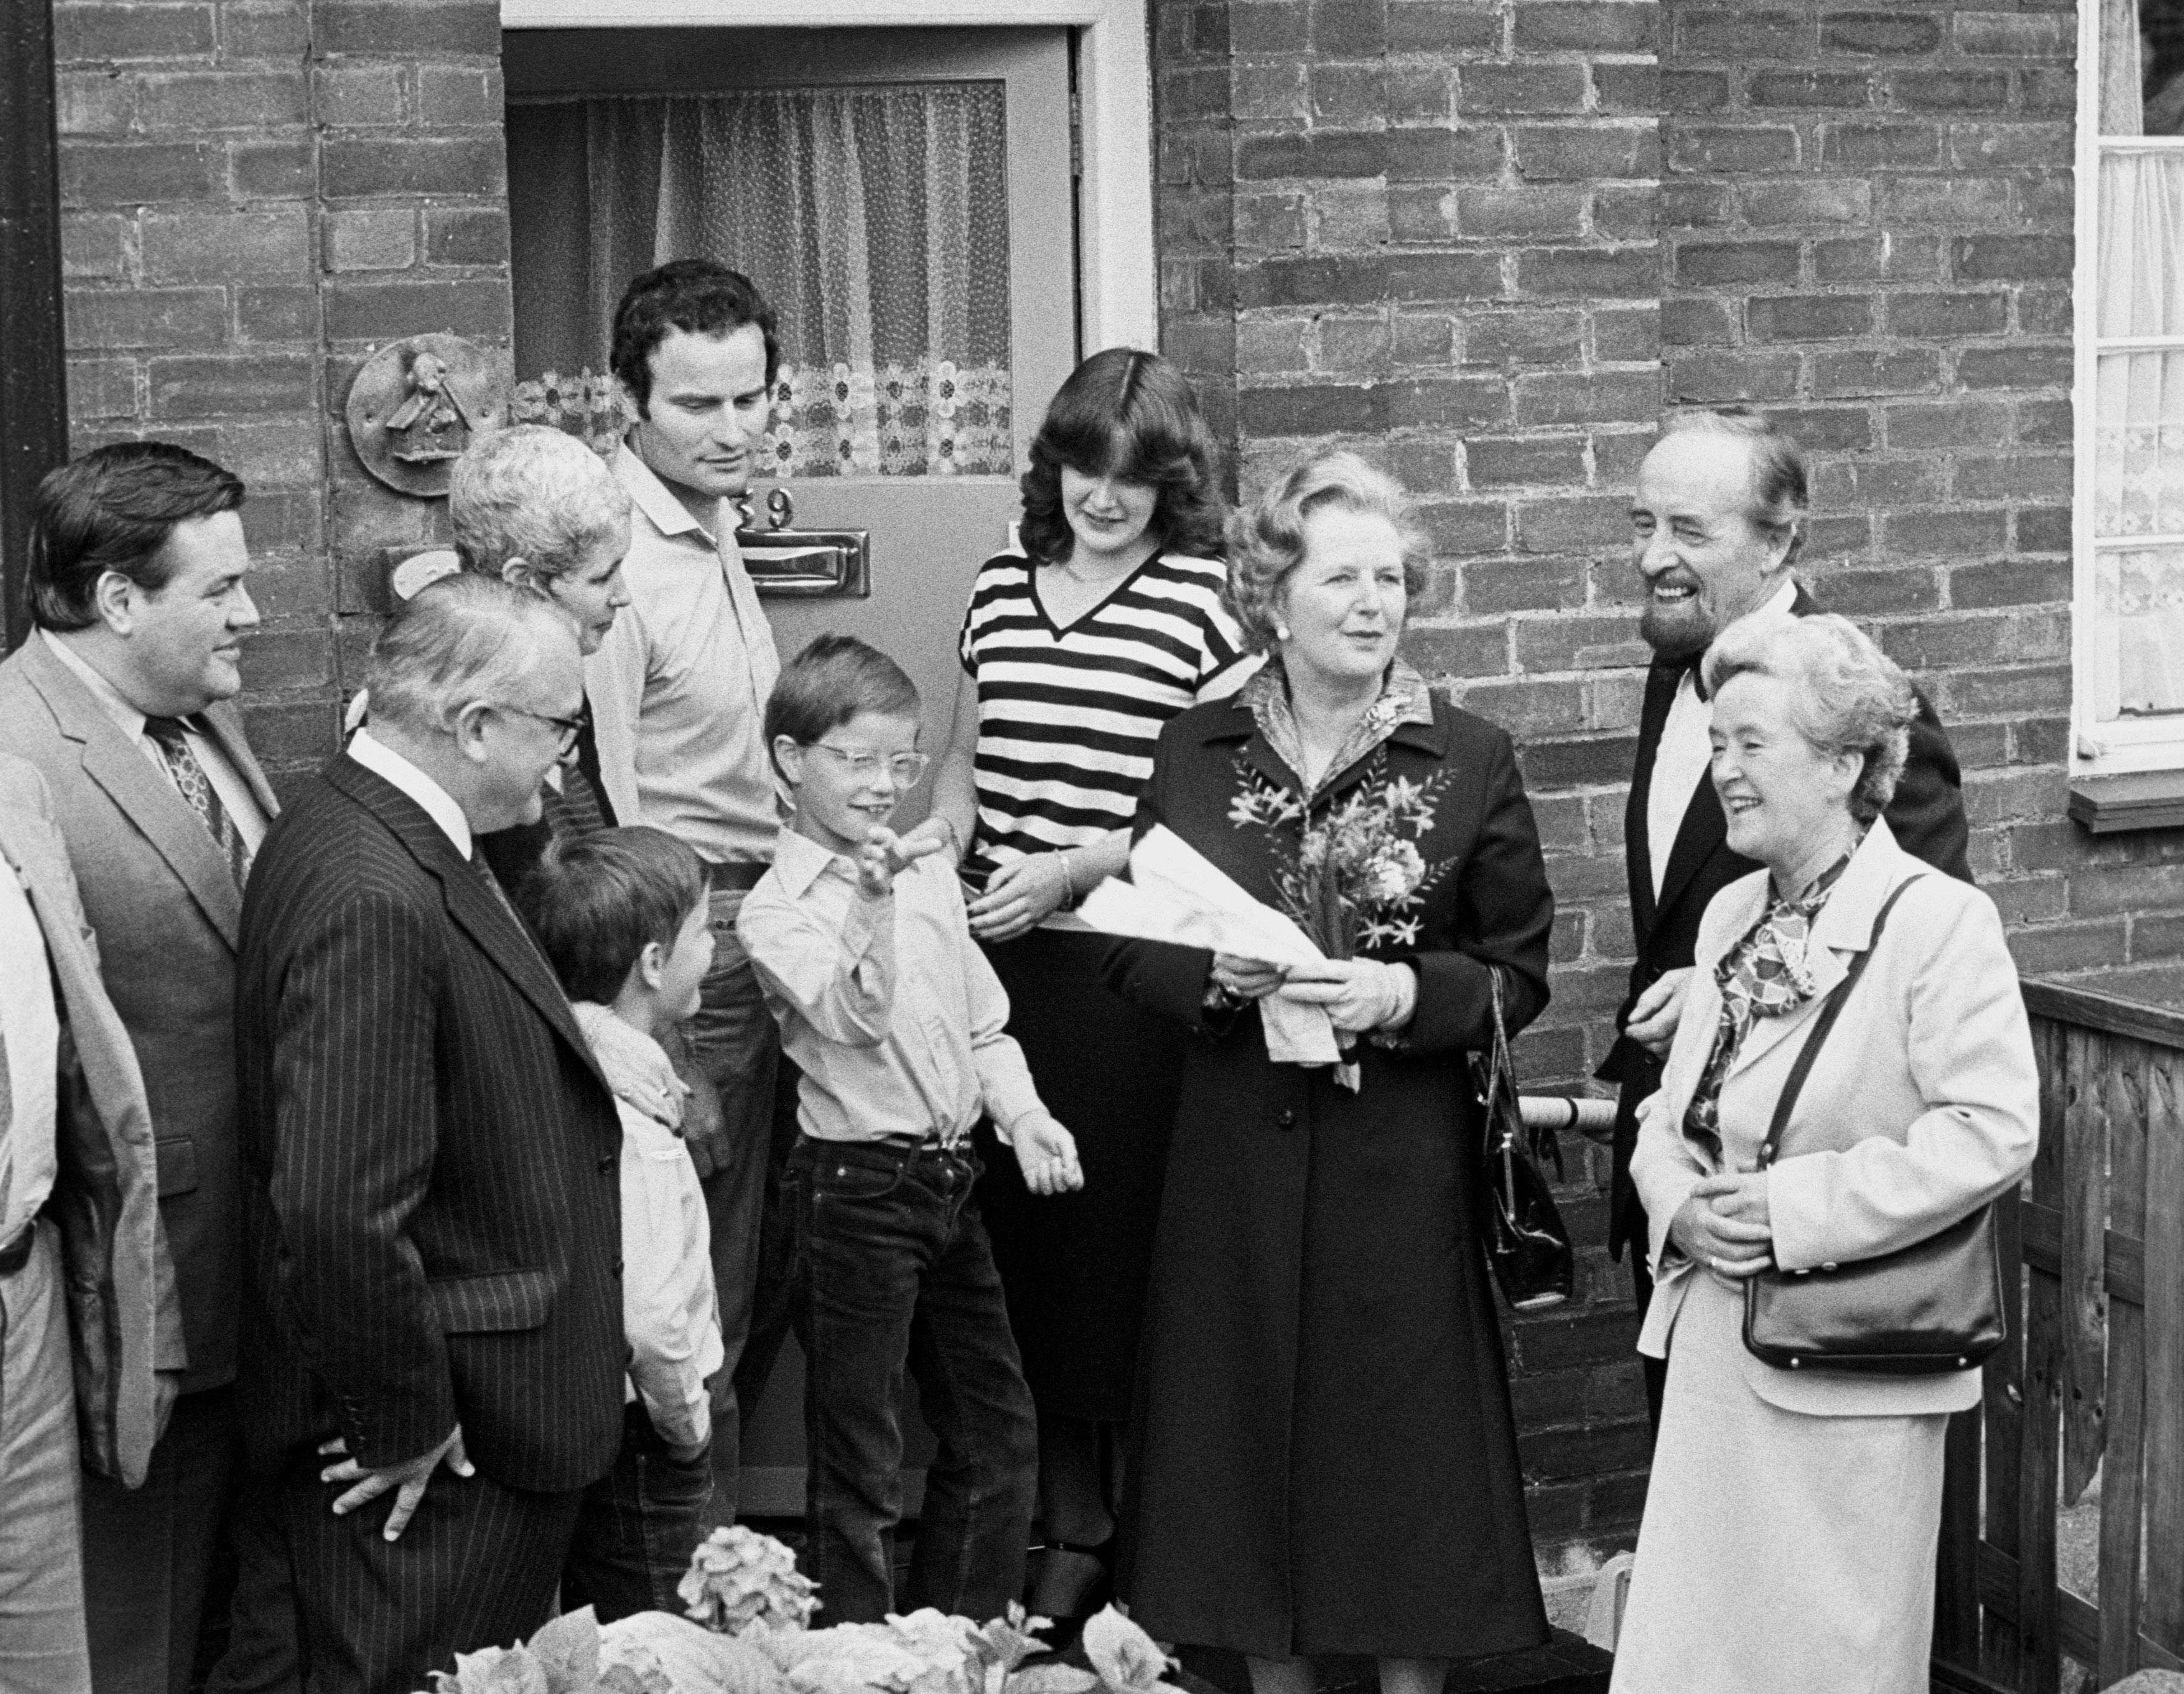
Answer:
[{"xmin": 1073, "ymin": 826, "xmax": 1343, "ymax": 1069}]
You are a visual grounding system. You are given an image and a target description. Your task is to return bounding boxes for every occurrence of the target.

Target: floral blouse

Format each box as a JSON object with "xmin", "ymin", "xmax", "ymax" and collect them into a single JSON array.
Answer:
[{"xmin": 1680, "ymin": 845, "xmax": 1857, "ymax": 1159}]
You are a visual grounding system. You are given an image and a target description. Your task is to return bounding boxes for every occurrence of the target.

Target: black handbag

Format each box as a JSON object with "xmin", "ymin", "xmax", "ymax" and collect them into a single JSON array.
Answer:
[
  {"xmin": 1471, "ymin": 965, "xmax": 1574, "ymax": 1312},
  {"xmin": 1741, "ymin": 876, "xmax": 2009, "ymax": 1376}
]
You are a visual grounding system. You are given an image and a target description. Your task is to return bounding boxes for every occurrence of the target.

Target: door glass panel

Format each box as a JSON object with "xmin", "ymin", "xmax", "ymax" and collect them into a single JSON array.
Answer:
[{"xmin": 508, "ymin": 82, "xmax": 1014, "ymax": 476}]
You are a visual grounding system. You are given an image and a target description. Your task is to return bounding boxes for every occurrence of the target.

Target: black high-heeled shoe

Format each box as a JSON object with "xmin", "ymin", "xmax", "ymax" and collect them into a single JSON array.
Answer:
[{"xmin": 1031, "ymin": 1538, "xmax": 1116, "ymax": 1638}]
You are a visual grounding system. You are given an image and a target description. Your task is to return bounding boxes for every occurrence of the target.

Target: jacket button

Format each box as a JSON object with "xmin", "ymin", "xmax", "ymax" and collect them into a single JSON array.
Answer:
[
  {"xmin": 1276, "ymin": 1108, "xmax": 1297, "ymax": 1129},
  {"xmin": 597, "ymin": 1154, "xmax": 615, "ymax": 1173}
]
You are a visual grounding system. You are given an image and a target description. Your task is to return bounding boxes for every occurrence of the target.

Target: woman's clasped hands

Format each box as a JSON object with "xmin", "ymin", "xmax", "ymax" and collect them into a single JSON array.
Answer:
[
  {"xmin": 1667, "ymin": 1169, "xmax": 1775, "ymax": 1281},
  {"xmin": 1208, "ymin": 951, "xmax": 1418, "ymax": 1034}
]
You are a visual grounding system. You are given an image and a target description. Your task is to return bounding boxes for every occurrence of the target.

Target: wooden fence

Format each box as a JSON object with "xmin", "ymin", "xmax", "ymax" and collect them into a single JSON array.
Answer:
[{"xmin": 1932, "ymin": 978, "xmax": 2184, "ymax": 1693}]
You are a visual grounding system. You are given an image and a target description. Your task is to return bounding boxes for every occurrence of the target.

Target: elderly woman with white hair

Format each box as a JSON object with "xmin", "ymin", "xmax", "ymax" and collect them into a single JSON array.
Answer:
[
  {"xmin": 1104, "ymin": 448, "xmax": 1556, "ymax": 1691},
  {"xmin": 1610, "ymin": 613, "xmax": 2039, "ymax": 1693},
  {"xmin": 449, "ymin": 425, "xmax": 634, "ymax": 879}
]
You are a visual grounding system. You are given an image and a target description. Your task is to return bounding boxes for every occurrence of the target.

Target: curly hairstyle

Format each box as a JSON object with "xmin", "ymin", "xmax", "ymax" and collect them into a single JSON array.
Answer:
[
  {"xmin": 610, "ymin": 259, "xmax": 780, "ymax": 416},
  {"xmin": 1018, "ymin": 349, "xmax": 1224, "ymax": 565},
  {"xmin": 1223, "ymin": 449, "xmax": 1431, "ymax": 654},
  {"xmin": 1704, "ymin": 612, "xmax": 1917, "ymax": 824}
]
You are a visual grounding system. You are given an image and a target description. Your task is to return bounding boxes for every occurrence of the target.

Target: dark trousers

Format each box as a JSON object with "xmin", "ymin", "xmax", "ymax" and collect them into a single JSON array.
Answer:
[
  {"xmin": 563, "ymin": 1404, "xmax": 714, "ymax": 1623},
  {"xmin": 680, "ymin": 887, "xmax": 786, "ymax": 1523},
  {"xmin": 80, "ymin": 1383, "xmax": 240, "ymax": 1694},
  {"xmin": 788, "ymin": 1137, "xmax": 1038, "ymax": 1626},
  {"xmin": 275, "ymin": 1444, "xmax": 582, "ymax": 1694}
]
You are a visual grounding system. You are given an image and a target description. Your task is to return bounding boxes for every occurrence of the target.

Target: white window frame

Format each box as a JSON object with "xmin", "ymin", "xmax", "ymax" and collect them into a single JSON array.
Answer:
[
  {"xmin": 2073, "ymin": 0, "xmax": 2184, "ymax": 775},
  {"xmin": 497, "ymin": 0, "xmax": 1157, "ymax": 359}
]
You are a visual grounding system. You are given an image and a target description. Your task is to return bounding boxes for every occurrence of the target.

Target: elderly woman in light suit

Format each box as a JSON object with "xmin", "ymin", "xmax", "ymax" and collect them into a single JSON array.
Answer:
[{"xmin": 1610, "ymin": 614, "xmax": 2038, "ymax": 1694}]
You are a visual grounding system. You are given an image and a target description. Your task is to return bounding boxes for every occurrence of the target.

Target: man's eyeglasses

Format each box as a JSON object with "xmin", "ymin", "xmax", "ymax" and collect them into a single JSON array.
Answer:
[
  {"xmin": 808, "ymin": 742, "xmax": 931, "ymax": 785},
  {"xmin": 493, "ymin": 704, "xmax": 584, "ymax": 756}
]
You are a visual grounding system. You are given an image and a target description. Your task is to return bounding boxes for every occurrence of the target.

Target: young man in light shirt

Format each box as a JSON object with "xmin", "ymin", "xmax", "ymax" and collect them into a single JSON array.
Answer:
[{"xmin": 595, "ymin": 259, "xmax": 943, "ymax": 1521}]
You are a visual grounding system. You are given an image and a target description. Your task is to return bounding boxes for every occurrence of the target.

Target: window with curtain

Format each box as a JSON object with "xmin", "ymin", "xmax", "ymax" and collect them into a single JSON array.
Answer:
[
  {"xmin": 2085, "ymin": 0, "xmax": 2184, "ymax": 761},
  {"xmin": 507, "ymin": 80, "xmax": 1015, "ymax": 477}
]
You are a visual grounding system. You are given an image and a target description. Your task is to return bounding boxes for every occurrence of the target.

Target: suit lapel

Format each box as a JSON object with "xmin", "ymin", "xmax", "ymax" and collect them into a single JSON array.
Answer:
[
  {"xmin": 1628, "ymin": 663, "xmax": 1682, "ymax": 939},
  {"xmin": 201, "ymin": 698, "xmax": 279, "ymax": 819},
  {"xmin": 22, "ymin": 642, "xmax": 245, "ymax": 947},
  {"xmin": 1654, "ymin": 775, "xmax": 1735, "ymax": 932},
  {"xmin": 327, "ymin": 758, "xmax": 607, "ymax": 1093},
  {"xmin": 1723, "ymin": 825, "xmax": 1898, "ymax": 1082}
]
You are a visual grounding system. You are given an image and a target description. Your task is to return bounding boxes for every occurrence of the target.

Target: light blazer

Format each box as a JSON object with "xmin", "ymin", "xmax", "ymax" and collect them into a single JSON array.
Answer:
[
  {"xmin": 0, "ymin": 634, "xmax": 278, "ymax": 1395},
  {"xmin": 1630, "ymin": 818, "xmax": 2038, "ymax": 1417},
  {"xmin": 0, "ymin": 755, "xmax": 180, "ymax": 1486},
  {"xmin": 1599, "ymin": 583, "xmax": 1973, "ymax": 1263}
]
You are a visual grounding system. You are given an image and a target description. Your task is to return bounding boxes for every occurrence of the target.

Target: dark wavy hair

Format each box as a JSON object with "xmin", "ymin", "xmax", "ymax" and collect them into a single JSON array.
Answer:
[
  {"xmin": 610, "ymin": 258, "xmax": 780, "ymax": 415},
  {"xmin": 30, "ymin": 441, "xmax": 245, "ymax": 632},
  {"xmin": 1018, "ymin": 349, "xmax": 1223, "ymax": 565}
]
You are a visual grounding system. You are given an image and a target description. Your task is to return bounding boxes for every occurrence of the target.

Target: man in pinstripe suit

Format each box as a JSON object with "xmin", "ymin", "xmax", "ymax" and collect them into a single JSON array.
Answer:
[{"xmin": 233, "ymin": 576, "xmax": 625, "ymax": 1691}]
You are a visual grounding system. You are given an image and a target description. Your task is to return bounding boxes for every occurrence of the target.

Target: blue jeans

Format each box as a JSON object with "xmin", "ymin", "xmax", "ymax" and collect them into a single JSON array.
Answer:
[
  {"xmin": 563, "ymin": 1404, "xmax": 714, "ymax": 1623},
  {"xmin": 787, "ymin": 1138, "xmax": 1038, "ymax": 1625}
]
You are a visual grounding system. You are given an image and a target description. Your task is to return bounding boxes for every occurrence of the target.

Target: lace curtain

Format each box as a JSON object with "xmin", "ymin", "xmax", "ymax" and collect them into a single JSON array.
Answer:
[
  {"xmin": 2094, "ymin": 148, "xmax": 2184, "ymax": 718},
  {"xmin": 508, "ymin": 81, "xmax": 1014, "ymax": 476}
]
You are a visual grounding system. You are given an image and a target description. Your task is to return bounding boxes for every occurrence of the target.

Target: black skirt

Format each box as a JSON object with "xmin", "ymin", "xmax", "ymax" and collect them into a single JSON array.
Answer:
[{"xmin": 975, "ymin": 925, "xmax": 1190, "ymax": 1423}]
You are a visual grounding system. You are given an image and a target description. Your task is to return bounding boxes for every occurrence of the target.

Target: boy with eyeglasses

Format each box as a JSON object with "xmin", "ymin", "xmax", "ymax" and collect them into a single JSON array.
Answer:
[{"xmin": 737, "ymin": 633, "xmax": 1081, "ymax": 1623}]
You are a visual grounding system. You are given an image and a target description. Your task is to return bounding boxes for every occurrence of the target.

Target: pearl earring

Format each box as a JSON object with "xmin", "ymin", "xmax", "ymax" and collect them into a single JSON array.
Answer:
[{"xmin": 1276, "ymin": 623, "xmax": 1291, "ymax": 642}]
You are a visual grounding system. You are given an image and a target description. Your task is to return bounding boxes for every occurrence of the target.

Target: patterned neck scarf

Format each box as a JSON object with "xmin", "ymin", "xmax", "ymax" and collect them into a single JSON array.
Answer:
[
  {"xmin": 1680, "ymin": 844, "xmax": 1859, "ymax": 1159},
  {"xmin": 1241, "ymin": 657, "xmax": 1435, "ymax": 800}
]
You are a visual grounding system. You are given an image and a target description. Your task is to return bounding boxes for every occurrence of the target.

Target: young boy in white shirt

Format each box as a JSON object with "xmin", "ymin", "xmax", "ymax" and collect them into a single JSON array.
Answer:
[
  {"xmin": 737, "ymin": 633, "xmax": 1082, "ymax": 1625},
  {"xmin": 519, "ymin": 826, "xmax": 724, "ymax": 1621}
]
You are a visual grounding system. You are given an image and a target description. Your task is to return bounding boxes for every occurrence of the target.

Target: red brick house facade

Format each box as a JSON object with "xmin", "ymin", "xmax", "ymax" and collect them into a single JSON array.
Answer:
[{"xmin": 14, "ymin": 0, "xmax": 2127, "ymax": 1604}]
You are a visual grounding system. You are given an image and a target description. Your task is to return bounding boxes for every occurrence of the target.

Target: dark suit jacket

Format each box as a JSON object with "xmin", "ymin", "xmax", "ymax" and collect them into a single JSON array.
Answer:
[
  {"xmin": 1599, "ymin": 584, "xmax": 1973, "ymax": 1259},
  {"xmin": 0, "ymin": 754, "xmax": 179, "ymax": 1486},
  {"xmin": 0, "ymin": 634, "xmax": 278, "ymax": 1394},
  {"xmin": 234, "ymin": 753, "xmax": 624, "ymax": 1491}
]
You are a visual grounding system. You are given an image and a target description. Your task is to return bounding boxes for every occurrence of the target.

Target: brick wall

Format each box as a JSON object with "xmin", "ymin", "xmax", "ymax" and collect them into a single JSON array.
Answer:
[
  {"xmin": 55, "ymin": 0, "xmax": 509, "ymax": 787},
  {"xmin": 1157, "ymin": 0, "xmax": 1666, "ymax": 1606},
  {"xmin": 1651, "ymin": 0, "xmax": 2184, "ymax": 992}
]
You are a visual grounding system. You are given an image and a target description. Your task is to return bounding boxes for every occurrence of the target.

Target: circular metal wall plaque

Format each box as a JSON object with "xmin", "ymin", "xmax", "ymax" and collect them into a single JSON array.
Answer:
[{"xmin": 344, "ymin": 334, "xmax": 507, "ymax": 497}]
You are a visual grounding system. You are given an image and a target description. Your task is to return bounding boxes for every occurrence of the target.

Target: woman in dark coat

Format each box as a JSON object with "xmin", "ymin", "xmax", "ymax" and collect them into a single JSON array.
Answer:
[{"xmin": 1104, "ymin": 449, "xmax": 1555, "ymax": 1694}]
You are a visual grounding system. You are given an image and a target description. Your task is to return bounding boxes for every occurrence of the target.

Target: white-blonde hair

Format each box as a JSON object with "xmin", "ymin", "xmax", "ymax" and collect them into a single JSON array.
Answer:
[
  {"xmin": 1224, "ymin": 448, "xmax": 1430, "ymax": 654},
  {"xmin": 449, "ymin": 425, "xmax": 631, "ymax": 582},
  {"xmin": 1703, "ymin": 612, "xmax": 1916, "ymax": 822}
]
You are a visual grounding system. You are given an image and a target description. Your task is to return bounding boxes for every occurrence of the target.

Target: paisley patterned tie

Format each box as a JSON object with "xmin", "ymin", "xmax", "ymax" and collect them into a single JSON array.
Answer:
[{"xmin": 143, "ymin": 717, "xmax": 252, "ymax": 892}]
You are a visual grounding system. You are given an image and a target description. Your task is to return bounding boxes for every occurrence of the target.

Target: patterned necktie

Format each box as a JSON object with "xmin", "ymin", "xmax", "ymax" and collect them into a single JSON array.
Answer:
[{"xmin": 143, "ymin": 717, "xmax": 252, "ymax": 892}]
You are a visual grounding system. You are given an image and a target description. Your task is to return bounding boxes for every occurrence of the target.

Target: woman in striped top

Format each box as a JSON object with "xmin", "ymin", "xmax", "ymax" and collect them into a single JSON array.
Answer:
[{"xmin": 932, "ymin": 349, "xmax": 1255, "ymax": 1625}]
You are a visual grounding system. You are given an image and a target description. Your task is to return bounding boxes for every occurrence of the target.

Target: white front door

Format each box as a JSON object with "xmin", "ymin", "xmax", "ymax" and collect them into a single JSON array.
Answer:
[{"xmin": 506, "ymin": 22, "xmax": 1081, "ymax": 1517}]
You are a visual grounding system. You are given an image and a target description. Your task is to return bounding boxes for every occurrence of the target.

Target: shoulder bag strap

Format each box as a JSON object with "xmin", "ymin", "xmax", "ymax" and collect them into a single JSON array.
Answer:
[{"xmin": 1755, "ymin": 874, "xmax": 1926, "ymax": 1171}]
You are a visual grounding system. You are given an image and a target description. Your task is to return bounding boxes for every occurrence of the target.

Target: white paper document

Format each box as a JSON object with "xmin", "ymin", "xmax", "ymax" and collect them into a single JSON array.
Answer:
[{"xmin": 1073, "ymin": 826, "xmax": 1342, "ymax": 1068}]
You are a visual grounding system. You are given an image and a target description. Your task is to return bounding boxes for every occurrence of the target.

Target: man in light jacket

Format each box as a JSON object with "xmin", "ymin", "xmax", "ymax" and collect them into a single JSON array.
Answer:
[{"xmin": 0, "ymin": 752, "xmax": 178, "ymax": 1692}]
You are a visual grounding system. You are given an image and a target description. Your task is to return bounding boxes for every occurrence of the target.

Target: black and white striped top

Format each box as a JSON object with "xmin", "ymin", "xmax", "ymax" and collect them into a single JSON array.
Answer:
[{"xmin": 958, "ymin": 549, "xmax": 1255, "ymax": 880}]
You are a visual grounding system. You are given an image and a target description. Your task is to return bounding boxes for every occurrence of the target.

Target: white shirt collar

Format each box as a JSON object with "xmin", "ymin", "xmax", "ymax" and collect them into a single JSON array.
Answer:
[
  {"xmin": 42, "ymin": 628, "xmax": 149, "ymax": 740},
  {"xmin": 614, "ymin": 442, "xmax": 724, "ymax": 546},
  {"xmin": 348, "ymin": 728, "xmax": 473, "ymax": 859}
]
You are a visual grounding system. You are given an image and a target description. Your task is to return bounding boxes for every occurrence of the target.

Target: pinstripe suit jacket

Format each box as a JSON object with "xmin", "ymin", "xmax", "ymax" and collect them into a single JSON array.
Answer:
[{"xmin": 234, "ymin": 754, "xmax": 625, "ymax": 1493}]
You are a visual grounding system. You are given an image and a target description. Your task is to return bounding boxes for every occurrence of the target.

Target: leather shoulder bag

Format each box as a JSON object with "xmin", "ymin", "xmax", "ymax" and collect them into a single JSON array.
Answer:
[
  {"xmin": 1472, "ymin": 964, "xmax": 1575, "ymax": 1312},
  {"xmin": 1742, "ymin": 874, "xmax": 2010, "ymax": 1376}
]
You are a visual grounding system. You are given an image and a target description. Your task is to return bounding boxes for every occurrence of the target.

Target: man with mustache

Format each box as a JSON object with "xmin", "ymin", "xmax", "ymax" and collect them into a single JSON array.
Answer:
[{"xmin": 1601, "ymin": 408, "xmax": 1973, "ymax": 1436}]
